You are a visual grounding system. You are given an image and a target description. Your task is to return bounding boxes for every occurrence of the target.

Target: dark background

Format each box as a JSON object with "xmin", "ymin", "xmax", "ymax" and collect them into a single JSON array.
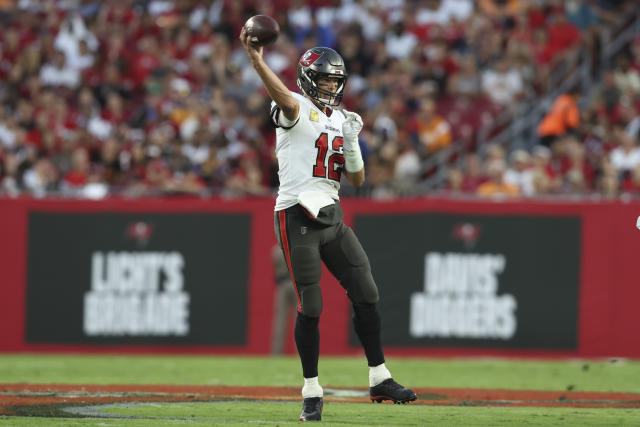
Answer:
[
  {"xmin": 26, "ymin": 212, "xmax": 250, "ymax": 345},
  {"xmin": 351, "ymin": 213, "xmax": 581, "ymax": 349}
]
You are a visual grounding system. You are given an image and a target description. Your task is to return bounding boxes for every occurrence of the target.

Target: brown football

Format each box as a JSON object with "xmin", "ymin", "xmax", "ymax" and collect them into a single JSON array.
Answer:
[{"xmin": 244, "ymin": 15, "xmax": 280, "ymax": 47}]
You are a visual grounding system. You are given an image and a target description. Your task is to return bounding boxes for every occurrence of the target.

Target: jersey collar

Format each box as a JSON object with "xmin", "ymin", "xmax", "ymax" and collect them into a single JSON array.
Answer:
[{"xmin": 308, "ymin": 96, "xmax": 334, "ymax": 117}]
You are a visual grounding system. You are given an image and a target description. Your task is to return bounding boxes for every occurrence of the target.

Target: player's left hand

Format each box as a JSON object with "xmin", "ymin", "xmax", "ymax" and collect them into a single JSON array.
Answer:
[{"xmin": 342, "ymin": 111, "xmax": 363, "ymax": 147}]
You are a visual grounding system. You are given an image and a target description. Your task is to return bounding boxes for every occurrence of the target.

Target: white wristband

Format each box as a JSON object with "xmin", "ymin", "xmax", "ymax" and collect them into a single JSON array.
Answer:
[{"xmin": 344, "ymin": 140, "xmax": 364, "ymax": 172}]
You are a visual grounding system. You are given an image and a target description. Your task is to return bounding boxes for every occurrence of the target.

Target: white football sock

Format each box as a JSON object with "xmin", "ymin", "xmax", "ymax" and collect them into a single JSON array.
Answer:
[
  {"xmin": 302, "ymin": 376, "xmax": 323, "ymax": 398},
  {"xmin": 369, "ymin": 363, "xmax": 392, "ymax": 387}
]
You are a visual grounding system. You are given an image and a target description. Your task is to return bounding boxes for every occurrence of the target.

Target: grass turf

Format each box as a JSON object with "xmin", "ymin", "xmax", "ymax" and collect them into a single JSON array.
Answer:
[
  {"xmin": 2, "ymin": 404, "xmax": 639, "ymax": 426},
  {"xmin": 98, "ymin": 401, "xmax": 640, "ymax": 426},
  {"xmin": 1, "ymin": 354, "xmax": 639, "ymax": 426},
  {"xmin": 0, "ymin": 354, "xmax": 639, "ymax": 393}
]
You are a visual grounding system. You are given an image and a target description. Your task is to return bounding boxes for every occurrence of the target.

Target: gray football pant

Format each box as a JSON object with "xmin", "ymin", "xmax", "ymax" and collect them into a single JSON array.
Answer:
[{"xmin": 274, "ymin": 204, "xmax": 379, "ymax": 317}]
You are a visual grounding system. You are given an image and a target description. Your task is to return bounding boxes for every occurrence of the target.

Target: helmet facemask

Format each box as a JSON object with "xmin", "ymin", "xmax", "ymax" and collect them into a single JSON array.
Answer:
[
  {"xmin": 297, "ymin": 47, "xmax": 348, "ymax": 107},
  {"xmin": 308, "ymin": 71, "xmax": 346, "ymax": 107}
]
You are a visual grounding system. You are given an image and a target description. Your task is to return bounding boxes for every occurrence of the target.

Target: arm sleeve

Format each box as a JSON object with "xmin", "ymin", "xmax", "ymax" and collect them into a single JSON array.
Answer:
[{"xmin": 270, "ymin": 92, "xmax": 303, "ymax": 129}]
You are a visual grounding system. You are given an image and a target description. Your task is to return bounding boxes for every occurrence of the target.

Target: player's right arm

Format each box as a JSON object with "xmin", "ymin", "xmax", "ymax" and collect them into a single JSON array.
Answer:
[{"xmin": 239, "ymin": 27, "xmax": 299, "ymax": 121}]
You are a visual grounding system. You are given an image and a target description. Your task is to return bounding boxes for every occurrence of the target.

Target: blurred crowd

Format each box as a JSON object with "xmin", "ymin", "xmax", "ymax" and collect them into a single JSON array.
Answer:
[{"xmin": 0, "ymin": 0, "xmax": 637, "ymax": 200}]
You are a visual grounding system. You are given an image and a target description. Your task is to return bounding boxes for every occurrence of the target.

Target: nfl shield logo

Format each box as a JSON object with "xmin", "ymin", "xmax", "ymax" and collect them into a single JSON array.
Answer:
[{"xmin": 300, "ymin": 226, "xmax": 308, "ymax": 235}]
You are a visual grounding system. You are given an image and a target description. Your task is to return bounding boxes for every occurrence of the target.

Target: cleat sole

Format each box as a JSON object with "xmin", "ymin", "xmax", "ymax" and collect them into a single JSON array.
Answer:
[{"xmin": 370, "ymin": 395, "xmax": 417, "ymax": 404}]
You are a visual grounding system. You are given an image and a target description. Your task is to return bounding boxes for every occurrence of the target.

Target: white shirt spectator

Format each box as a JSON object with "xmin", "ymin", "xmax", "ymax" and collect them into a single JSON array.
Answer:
[
  {"xmin": 182, "ymin": 142, "xmax": 210, "ymax": 165},
  {"xmin": 87, "ymin": 115, "xmax": 113, "ymax": 140},
  {"xmin": 148, "ymin": 0, "xmax": 174, "ymax": 15},
  {"xmin": 54, "ymin": 14, "xmax": 98, "ymax": 70},
  {"xmin": 335, "ymin": 1, "xmax": 383, "ymax": 40},
  {"xmin": 394, "ymin": 149, "xmax": 421, "ymax": 182},
  {"xmin": 0, "ymin": 122, "xmax": 17, "ymax": 149},
  {"xmin": 40, "ymin": 58, "xmax": 80, "ymax": 88},
  {"xmin": 22, "ymin": 168, "xmax": 47, "ymax": 198},
  {"xmin": 416, "ymin": 0, "xmax": 473, "ymax": 25},
  {"xmin": 482, "ymin": 66, "xmax": 523, "ymax": 106},
  {"xmin": 288, "ymin": 3, "xmax": 312, "ymax": 30},
  {"xmin": 610, "ymin": 146, "xmax": 640, "ymax": 172},
  {"xmin": 385, "ymin": 29, "xmax": 417, "ymax": 60},
  {"xmin": 416, "ymin": 4, "xmax": 450, "ymax": 25},
  {"xmin": 66, "ymin": 50, "xmax": 94, "ymax": 71},
  {"xmin": 504, "ymin": 168, "xmax": 535, "ymax": 196},
  {"xmin": 441, "ymin": 0, "xmax": 474, "ymax": 21},
  {"xmin": 189, "ymin": 0, "xmax": 223, "ymax": 29},
  {"xmin": 626, "ymin": 116, "xmax": 640, "ymax": 140}
]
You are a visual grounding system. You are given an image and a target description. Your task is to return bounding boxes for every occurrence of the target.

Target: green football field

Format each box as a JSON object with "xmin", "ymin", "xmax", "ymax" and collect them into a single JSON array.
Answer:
[{"xmin": 1, "ymin": 354, "xmax": 639, "ymax": 425}]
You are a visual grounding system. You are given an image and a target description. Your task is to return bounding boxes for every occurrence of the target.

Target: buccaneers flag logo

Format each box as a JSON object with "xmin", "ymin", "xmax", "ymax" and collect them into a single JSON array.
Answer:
[
  {"xmin": 300, "ymin": 51, "xmax": 321, "ymax": 66},
  {"xmin": 452, "ymin": 222, "xmax": 481, "ymax": 248}
]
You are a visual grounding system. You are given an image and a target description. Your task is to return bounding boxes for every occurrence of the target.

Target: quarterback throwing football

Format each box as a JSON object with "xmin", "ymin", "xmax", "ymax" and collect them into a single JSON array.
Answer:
[{"xmin": 240, "ymin": 27, "xmax": 416, "ymax": 421}]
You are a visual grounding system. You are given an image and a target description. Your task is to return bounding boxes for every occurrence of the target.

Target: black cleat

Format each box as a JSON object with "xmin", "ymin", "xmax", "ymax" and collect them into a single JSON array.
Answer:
[
  {"xmin": 370, "ymin": 378, "xmax": 417, "ymax": 404},
  {"xmin": 299, "ymin": 396, "xmax": 323, "ymax": 421}
]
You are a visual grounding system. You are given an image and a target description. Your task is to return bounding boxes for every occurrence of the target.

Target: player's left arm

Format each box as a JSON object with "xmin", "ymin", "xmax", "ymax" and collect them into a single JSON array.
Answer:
[
  {"xmin": 342, "ymin": 111, "xmax": 365, "ymax": 187},
  {"xmin": 344, "ymin": 167, "xmax": 365, "ymax": 187}
]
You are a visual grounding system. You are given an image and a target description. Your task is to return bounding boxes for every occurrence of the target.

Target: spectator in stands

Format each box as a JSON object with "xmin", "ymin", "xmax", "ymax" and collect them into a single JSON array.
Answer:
[
  {"xmin": 447, "ymin": 54, "xmax": 481, "ymax": 97},
  {"xmin": 460, "ymin": 153, "xmax": 487, "ymax": 192},
  {"xmin": 610, "ymin": 131, "xmax": 640, "ymax": 179},
  {"xmin": 485, "ymin": 143, "xmax": 506, "ymax": 163},
  {"xmin": 597, "ymin": 161, "xmax": 620, "ymax": 198},
  {"xmin": 625, "ymin": 108, "xmax": 640, "ymax": 142},
  {"xmin": 546, "ymin": 7, "xmax": 581, "ymax": 61},
  {"xmin": 1, "ymin": 151, "xmax": 21, "ymax": 196},
  {"xmin": 392, "ymin": 130, "xmax": 421, "ymax": 195},
  {"xmin": 589, "ymin": 69, "xmax": 621, "ymax": 118},
  {"xmin": 223, "ymin": 149, "xmax": 269, "ymax": 197},
  {"xmin": 613, "ymin": 54, "xmax": 640, "ymax": 95},
  {"xmin": 39, "ymin": 50, "xmax": 80, "ymax": 89},
  {"xmin": 412, "ymin": 98, "xmax": 452, "ymax": 155},
  {"xmin": 385, "ymin": 20, "xmax": 418, "ymax": 61},
  {"xmin": 22, "ymin": 158, "xmax": 57, "ymax": 198},
  {"xmin": 504, "ymin": 149, "xmax": 534, "ymax": 196},
  {"xmin": 61, "ymin": 147, "xmax": 90, "ymax": 193},
  {"xmin": 477, "ymin": 158, "xmax": 520, "ymax": 198},
  {"xmin": 530, "ymin": 145, "xmax": 555, "ymax": 195},
  {"xmin": 481, "ymin": 56, "xmax": 524, "ymax": 107},
  {"xmin": 537, "ymin": 87, "xmax": 580, "ymax": 147},
  {"xmin": 562, "ymin": 137, "xmax": 594, "ymax": 194},
  {"xmin": 0, "ymin": 0, "xmax": 632, "ymax": 200},
  {"xmin": 444, "ymin": 167, "xmax": 464, "ymax": 194},
  {"xmin": 477, "ymin": 0, "xmax": 524, "ymax": 21},
  {"xmin": 621, "ymin": 164, "xmax": 640, "ymax": 194}
]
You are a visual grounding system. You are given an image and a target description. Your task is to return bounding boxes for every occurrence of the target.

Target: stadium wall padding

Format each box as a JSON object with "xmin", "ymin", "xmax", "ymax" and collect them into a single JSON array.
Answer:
[{"xmin": 0, "ymin": 197, "xmax": 639, "ymax": 357}]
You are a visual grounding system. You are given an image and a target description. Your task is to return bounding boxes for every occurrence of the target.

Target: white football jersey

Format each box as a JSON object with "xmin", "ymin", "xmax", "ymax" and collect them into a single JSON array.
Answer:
[{"xmin": 272, "ymin": 91, "xmax": 348, "ymax": 211}]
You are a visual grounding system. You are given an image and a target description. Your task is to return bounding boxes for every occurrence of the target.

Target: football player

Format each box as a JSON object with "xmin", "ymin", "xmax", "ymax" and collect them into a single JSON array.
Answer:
[{"xmin": 240, "ymin": 27, "xmax": 416, "ymax": 422}]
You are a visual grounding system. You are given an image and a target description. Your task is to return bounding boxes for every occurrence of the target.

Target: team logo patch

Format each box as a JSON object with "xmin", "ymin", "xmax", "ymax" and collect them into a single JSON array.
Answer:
[
  {"xmin": 310, "ymin": 110, "xmax": 319, "ymax": 122},
  {"xmin": 300, "ymin": 226, "xmax": 308, "ymax": 235},
  {"xmin": 452, "ymin": 222, "xmax": 481, "ymax": 248},
  {"xmin": 125, "ymin": 221, "xmax": 154, "ymax": 247},
  {"xmin": 300, "ymin": 51, "xmax": 321, "ymax": 66}
]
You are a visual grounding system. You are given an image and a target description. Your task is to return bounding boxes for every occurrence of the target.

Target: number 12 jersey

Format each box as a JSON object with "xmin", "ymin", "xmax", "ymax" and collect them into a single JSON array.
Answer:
[{"xmin": 271, "ymin": 91, "xmax": 348, "ymax": 211}]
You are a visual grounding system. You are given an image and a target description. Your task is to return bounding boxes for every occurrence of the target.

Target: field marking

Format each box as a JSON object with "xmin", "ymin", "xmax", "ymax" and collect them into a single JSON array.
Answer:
[
  {"xmin": 2, "ymin": 383, "xmax": 640, "ymax": 417},
  {"xmin": 63, "ymin": 401, "xmax": 300, "ymax": 423}
]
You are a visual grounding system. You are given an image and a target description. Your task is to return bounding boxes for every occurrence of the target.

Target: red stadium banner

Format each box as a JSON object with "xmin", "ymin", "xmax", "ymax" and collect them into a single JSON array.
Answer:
[{"xmin": 0, "ymin": 196, "xmax": 639, "ymax": 358}]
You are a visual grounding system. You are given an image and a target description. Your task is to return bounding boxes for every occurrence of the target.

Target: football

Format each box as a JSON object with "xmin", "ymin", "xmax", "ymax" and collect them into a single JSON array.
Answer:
[{"xmin": 244, "ymin": 15, "xmax": 280, "ymax": 47}]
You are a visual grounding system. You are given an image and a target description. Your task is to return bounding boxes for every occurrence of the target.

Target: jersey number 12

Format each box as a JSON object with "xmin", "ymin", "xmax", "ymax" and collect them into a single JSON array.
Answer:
[{"xmin": 313, "ymin": 132, "xmax": 344, "ymax": 182}]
